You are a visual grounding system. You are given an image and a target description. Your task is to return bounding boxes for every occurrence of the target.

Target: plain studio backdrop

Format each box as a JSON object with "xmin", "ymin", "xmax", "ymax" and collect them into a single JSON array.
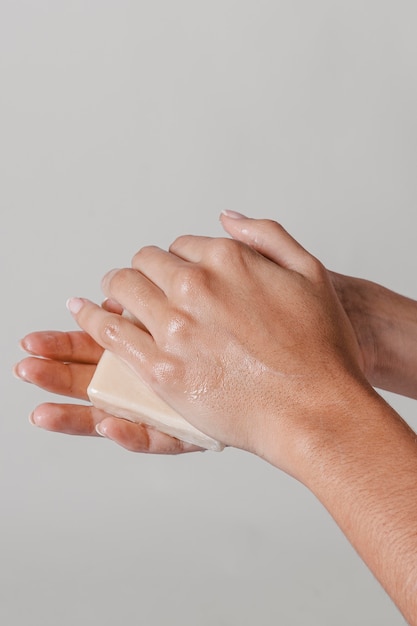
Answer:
[{"xmin": 1, "ymin": 2, "xmax": 416, "ymax": 625}]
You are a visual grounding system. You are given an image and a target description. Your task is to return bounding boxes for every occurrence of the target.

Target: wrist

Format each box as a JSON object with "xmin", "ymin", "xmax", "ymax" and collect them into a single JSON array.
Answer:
[
  {"xmin": 330, "ymin": 272, "xmax": 417, "ymax": 398},
  {"xmin": 366, "ymin": 287, "xmax": 417, "ymax": 398},
  {"xmin": 294, "ymin": 382, "xmax": 390, "ymax": 490},
  {"xmin": 256, "ymin": 373, "xmax": 379, "ymax": 483}
]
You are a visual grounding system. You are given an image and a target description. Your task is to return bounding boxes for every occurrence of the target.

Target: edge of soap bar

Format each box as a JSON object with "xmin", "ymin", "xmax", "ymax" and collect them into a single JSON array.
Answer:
[{"xmin": 87, "ymin": 351, "xmax": 224, "ymax": 452}]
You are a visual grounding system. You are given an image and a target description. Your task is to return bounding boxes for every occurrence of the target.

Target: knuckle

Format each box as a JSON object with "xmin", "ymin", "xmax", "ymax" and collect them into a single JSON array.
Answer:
[
  {"xmin": 150, "ymin": 356, "xmax": 182, "ymax": 387},
  {"xmin": 251, "ymin": 219, "xmax": 290, "ymax": 248},
  {"xmin": 98, "ymin": 314, "xmax": 123, "ymax": 346},
  {"xmin": 174, "ymin": 265, "xmax": 208, "ymax": 296},
  {"xmin": 156, "ymin": 308, "xmax": 193, "ymax": 352},
  {"xmin": 257, "ymin": 218, "xmax": 285, "ymax": 233},
  {"xmin": 131, "ymin": 245, "xmax": 160, "ymax": 267},
  {"xmin": 169, "ymin": 234, "xmax": 193, "ymax": 253},
  {"xmin": 66, "ymin": 332, "xmax": 79, "ymax": 359},
  {"xmin": 205, "ymin": 237, "xmax": 242, "ymax": 265},
  {"xmin": 165, "ymin": 309, "xmax": 190, "ymax": 339},
  {"xmin": 304, "ymin": 255, "xmax": 327, "ymax": 281}
]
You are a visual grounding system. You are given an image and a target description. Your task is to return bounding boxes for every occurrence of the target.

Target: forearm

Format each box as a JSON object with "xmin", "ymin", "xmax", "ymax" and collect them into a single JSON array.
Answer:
[
  {"xmin": 330, "ymin": 272, "xmax": 417, "ymax": 399},
  {"xmin": 294, "ymin": 384, "xmax": 417, "ymax": 624}
]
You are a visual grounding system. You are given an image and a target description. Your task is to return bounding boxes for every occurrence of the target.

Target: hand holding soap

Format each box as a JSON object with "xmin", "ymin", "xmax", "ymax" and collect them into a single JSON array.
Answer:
[{"xmin": 88, "ymin": 349, "xmax": 224, "ymax": 452}]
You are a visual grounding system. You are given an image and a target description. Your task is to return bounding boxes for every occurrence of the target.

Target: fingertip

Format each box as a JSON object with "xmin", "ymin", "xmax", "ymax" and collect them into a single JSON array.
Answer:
[
  {"xmin": 19, "ymin": 332, "xmax": 42, "ymax": 355},
  {"xmin": 29, "ymin": 407, "xmax": 45, "ymax": 427},
  {"xmin": 12, "ymin": 362, "xmax": 20, "ymax": 380},
  {"xmin": 19, "ymin": 336, "xmax": 29, "ymax": 352},
  {"xmin": 101, "ymin": 269, "xmax": 120, "ymax": 293},
  {"xmin": 95, "ymin": 421, "xmax": 108, "ymax": 437},
  {"xmin": 220, "ymin": 209, "xmax": 247, "ymax": 220},
  {"xmin": 220, "ymin": 210, "xmax": 252, "ymax": 241},
  {"xmin": 66, "ymin": 297, "xmax": 86, "ymax": 316},
  {"xmin": 13, "ymin": 361, "xmax": 28, "ymax": 382}
]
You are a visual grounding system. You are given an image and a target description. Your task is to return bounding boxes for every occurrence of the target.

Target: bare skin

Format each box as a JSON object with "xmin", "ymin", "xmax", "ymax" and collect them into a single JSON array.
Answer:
[
  {"xmin": 16, "ymin": 216, "xmax": 417, "ymax": 448},
  {"xmin": 16, "ymin": 216, "xmax": 364, "ymax": 456},
  {"xmin": 15, "ymin": 212, "xmax": 417, "ymax": 623},
  {"xmin": 15, "ymin": 327, "xmax": 200, "ymax": 454},
  {"xmin": 330, "ymin": 272, "xmax": 417, "ymax": 399},
  {"xmin": 223, "ymin": 213, "xmax": 417, "ymax": 400}
]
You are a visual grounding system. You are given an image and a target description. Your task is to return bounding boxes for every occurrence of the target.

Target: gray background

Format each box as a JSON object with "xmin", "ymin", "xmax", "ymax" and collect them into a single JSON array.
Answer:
[{"xmin": 1, "ymin": 1, "xmax": 416, "ymax": 624}]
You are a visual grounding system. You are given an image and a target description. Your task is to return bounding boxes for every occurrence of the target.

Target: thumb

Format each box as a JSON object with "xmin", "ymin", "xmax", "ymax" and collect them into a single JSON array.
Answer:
[{"xmin": 219, "ymin": 210, "xmax": 313, "ymax": 273}]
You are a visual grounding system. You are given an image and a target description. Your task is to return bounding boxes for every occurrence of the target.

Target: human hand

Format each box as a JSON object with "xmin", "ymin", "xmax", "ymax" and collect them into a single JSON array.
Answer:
[
  {"xmin": 15, "ymin": 321, "xmax": 202, "ymax": 454},
  {"xmin": 66, "ymin": 212, "xmax": 368, "ymax": 478},
  {"xmin": 16, "ymin": 213, "xmax": 417, "ymax": 622},
  {"xmin": 218, "ymin": 214, "xmax": 417, "ymax": 399},
  {"xmin": 329, "ymin": 272, "xmax": 417, "ymax": 399}
]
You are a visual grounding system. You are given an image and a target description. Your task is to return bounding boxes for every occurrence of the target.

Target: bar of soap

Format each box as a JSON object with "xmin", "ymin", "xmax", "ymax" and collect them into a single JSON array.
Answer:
[{"xmin": 87, "ymin": 350, "xmax": 224, "ymax": 452}]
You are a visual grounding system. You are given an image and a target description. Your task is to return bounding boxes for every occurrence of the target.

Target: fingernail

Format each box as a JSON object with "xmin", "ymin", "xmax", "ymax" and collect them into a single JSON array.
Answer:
[
  {"xmin": 221, "ymin": 210, "xmax": 246, "ymax": 219},
  {"xmin": 19, "ymin": 337, "xmax": 29, "ymax": 352},
  {"xmin": 103, "ymin": 268, "xmax": 119, "ymax": 279},
  {"xmin": 101, "ymin": 269, "xmax": 119, "ymax": 290},
  {"xmin": 13, "ymin": 362, "xmax": 28, "ymax": 381},
  {"xmin": 95, "ymin": 423, "xmax": 107, "ymax": 437},
  {"xmin": 66, "ymin": 297, "xmax": 85, "ymax": 315},
  {"xmin": 102, "ymin": 297, "xmax": 112, "ymax": 308},
  {"xmin": 29, "ymin": 412, "xmax": 38, "ymax": 426}
]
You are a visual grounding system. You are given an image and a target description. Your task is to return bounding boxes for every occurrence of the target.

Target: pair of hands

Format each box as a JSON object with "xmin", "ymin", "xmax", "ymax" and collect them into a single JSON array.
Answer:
[
  {"xmin": 17, "ymin": 212, "xmax": 417, "ymax": 623},
  {"xmin": 16, "ymin": 211, "xmax": 377, "ymax": 473}
]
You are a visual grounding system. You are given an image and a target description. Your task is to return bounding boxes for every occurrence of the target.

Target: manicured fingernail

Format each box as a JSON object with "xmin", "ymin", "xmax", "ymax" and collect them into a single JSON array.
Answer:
[
  {"xmin": 13, "ymin": 362, "xmax": 28, "ymax": 381},
  {"xmin": 29, "ymin": 412, "xmax": 38, "ymax": 426},
  {"xmin": 95, "ymin": 423, "xmax": 107, "ymax": 437},
  {"xmin": 66, "ymin": 297, "xmax": 85, "ymax": 315},
  {"xmin": 221, "ymin": 210, "xmax": 246, "ymax": 219}
]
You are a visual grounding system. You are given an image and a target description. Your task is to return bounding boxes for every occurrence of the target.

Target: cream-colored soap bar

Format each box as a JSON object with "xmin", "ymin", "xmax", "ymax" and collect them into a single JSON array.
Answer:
[{"xmin": 88, "ymin": 350, "xmax": 224, "ymax": 452}]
